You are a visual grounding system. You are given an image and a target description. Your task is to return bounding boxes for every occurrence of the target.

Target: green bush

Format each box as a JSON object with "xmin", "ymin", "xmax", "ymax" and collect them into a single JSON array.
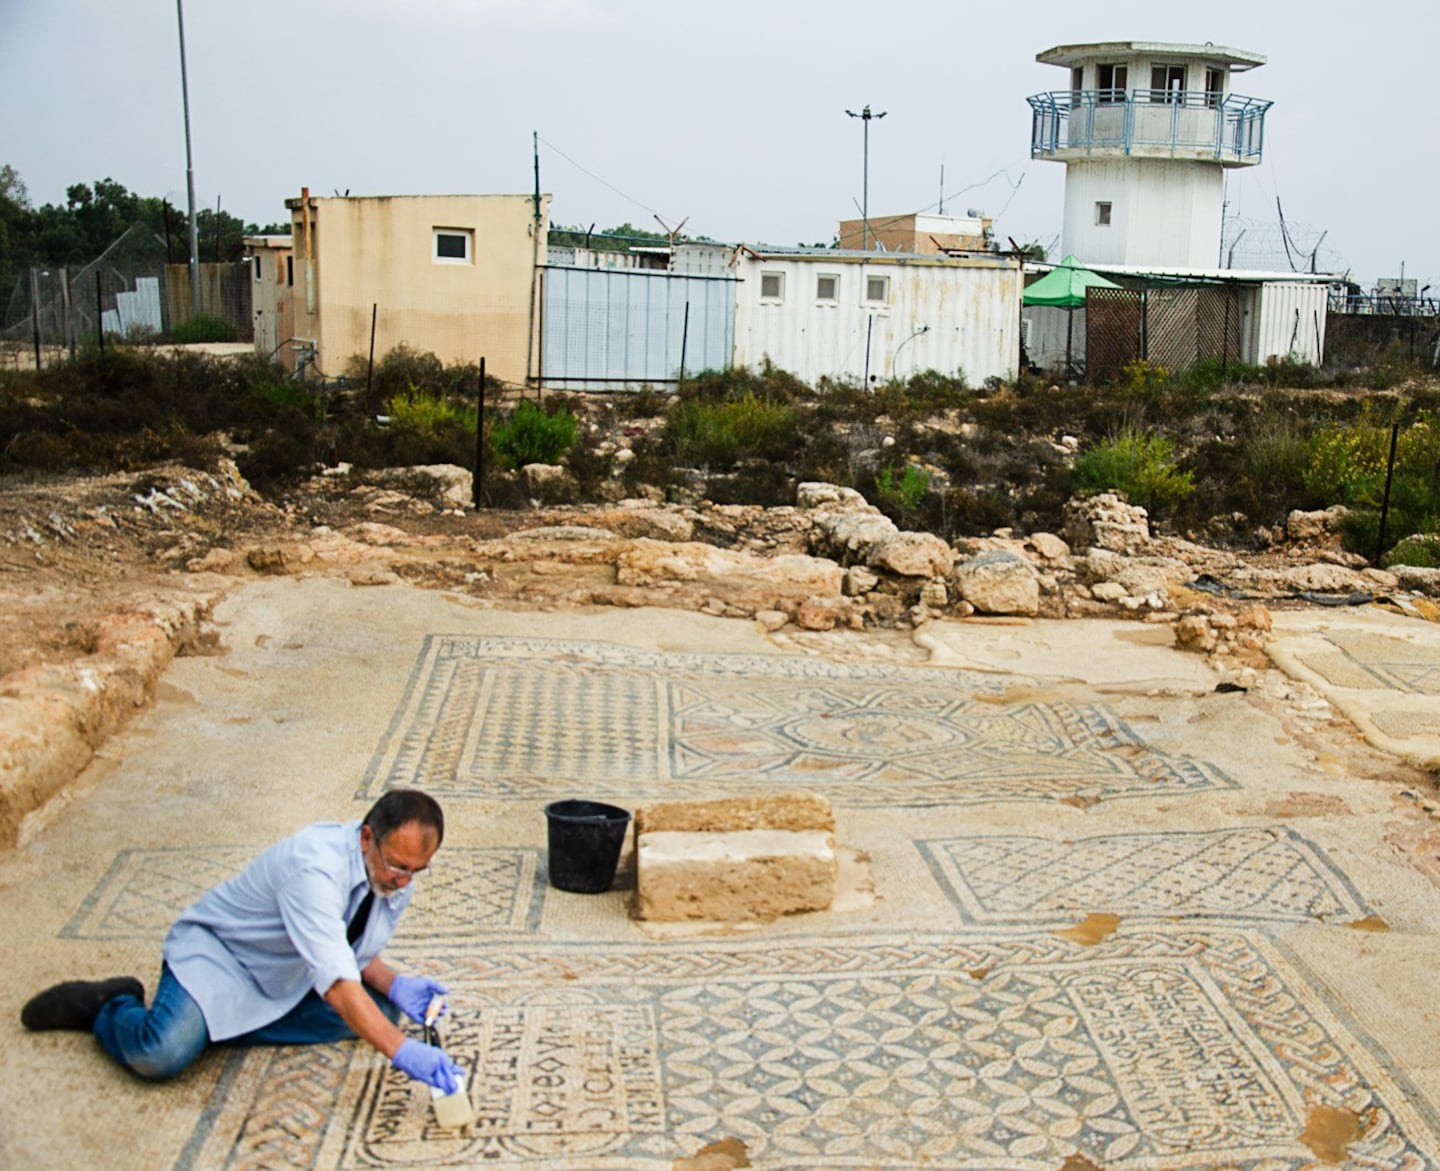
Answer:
[
  {"xmin": 169, "ymin": 315, "xmax": 239, "ymax": 344},
  {"xmin": 491, "ymin": 399, "xmax": 578, "ymax": 467},
  {"xmin": 1305, "ymin": 410, "xmax": 1440, "ymax": 555},
  {"xmin": 875, "ymin": 463, "xmax": 931, "ymax": 512},
  {"xmin": 1073, "ymin": 428, "xmax": 1194, "ymax": 514},
  {"xmin": 1387, "ymin": 533, "xmax": 1440, "ymax": 569},
  {"xmin": 665, "ymin": 392, "xmax": 800, "ymax": 467}
]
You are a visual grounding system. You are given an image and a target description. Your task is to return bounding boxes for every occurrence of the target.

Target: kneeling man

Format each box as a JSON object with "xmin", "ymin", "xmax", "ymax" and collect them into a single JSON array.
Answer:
[{"xmin": 23, "ymin": 789, "xmax": 462, "ymax": 1093}]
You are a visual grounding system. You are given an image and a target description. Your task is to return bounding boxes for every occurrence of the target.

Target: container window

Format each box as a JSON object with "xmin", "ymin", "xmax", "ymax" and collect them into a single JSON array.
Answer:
[
  {"xmin": 253, "ymin": 256, "xmax": 262, "ymax": 281},
  {"xmin": 433, "ymin": 228, "xmax": 473, "ymax": 263},
  {"xmin": 760, "ymin": 272, "xmax": 784, "ymax": 301},
  {"xmin": 865, "ymin": 275, "xmax": 889, "ymax": 304},
  {"xmin": 1095, "ymin": 201, "xmax": 1112, "ymax": 226},
  {"xmin": 816, "ymin": 274, "xmax": 839, "ymax": 302}
]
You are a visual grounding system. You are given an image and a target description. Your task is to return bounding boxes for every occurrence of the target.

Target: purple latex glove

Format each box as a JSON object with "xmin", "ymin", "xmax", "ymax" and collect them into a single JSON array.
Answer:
[
  {"xmin": 388, "ymin": 973, "xmax": 449, "ymax": 1025},
  {"xmin": 392, "ymin": 1038, "xmax": 462, "ymax": 1094}
]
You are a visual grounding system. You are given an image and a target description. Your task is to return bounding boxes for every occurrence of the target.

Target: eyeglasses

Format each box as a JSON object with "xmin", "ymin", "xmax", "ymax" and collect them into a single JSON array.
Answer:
[
  {"xmin": 366, "ymin": 833, "xmax": 428, "ymax": 879},
  {"xmin": 377, "ymin": 848, "xmax": 426, "ymax": 878}
]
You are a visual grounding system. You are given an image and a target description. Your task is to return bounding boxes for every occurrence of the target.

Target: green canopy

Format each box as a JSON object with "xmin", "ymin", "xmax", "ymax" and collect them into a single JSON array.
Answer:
[{"xmin": 1021, "ymin": 255, "xmax": 1120, "ymax": 308}]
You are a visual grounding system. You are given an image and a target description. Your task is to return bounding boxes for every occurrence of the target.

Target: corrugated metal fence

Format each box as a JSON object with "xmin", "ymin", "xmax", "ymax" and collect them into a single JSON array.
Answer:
[{"xmin": 540, "ymin": 266, "xmax": 735, "ymax": 390}]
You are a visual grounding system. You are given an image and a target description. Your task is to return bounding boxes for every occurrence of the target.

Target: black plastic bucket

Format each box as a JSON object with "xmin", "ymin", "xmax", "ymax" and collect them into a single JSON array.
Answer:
[{"xmin": 543, "ymin": 800, "xmax": 632, "ymax": 893}]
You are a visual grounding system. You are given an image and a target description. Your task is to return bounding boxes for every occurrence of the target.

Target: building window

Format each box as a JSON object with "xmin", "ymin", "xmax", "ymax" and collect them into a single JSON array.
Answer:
[
  {"xmin": 286, "ymin": 256, "xmax": 294, "ymax": 286},
  {"xmin": 760, "ymin": 271, "xmax": 785, "ymax": 301},
  {"xmin": 816, "ymin": 274, "xmax": 839, "ymax": 302},
  {"xmin": 433, "ymin": 228, "xmax": 473, "ymax": 264},
  {"xmin": 253, "ymin": 256, "xmax": 262, "ymax": 281},
  {"xmin": 1150, "ymin": 64, "xmax": 1185, "ymax": 103},
  {"xmin": 1097, "ymin": 63, "xmax": 1127, "ymax": 103},
  {"xmin": 1205, "ymin": 67, "xmax": 1225, "ymax": 108},
  {"xmin": 865, "ymin": 275, "xmax": 889, "ymax": 304},
  {"xmin": 1095, "ymin": 201, "xmax": 1112, "ymax": 226}
]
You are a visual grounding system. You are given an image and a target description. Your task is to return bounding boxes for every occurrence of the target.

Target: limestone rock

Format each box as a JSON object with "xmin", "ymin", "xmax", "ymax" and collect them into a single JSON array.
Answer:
[
  {"xmin": 954, "ymin": 550, "xmax": 1041, "ymax": 616},
  {"xmin": 1114, "ymin": 559, "xmax": 1189, "ymax": 599},
  {"xmin": 1279, "ymin": 563, "xmax": 1373, "ymax": 594},
  {"xmin": 1393, "ymin": 565, "xmax": 1440, "ymax": 596},
  {"xmin": 755, "ymin": 609, "xmax": 789, "ymax": 632},
  {"xmin": 369, "ymin": 464, "xmax": 473, "ymax": 509},
  {"xmin": 867, "ymin": 531, "xmax": 956, "ymax": 578},
  {"xmin": 1027, "ymin": 532, "xmax": 1070, "ymax": 561},
  {"xmin": 844, "ymin": 566, "xmax": 880, "ymax": 596},
  {"xmin": 246, "ymin": 543, "xmax": 315, "ymax": 575},
  {"xmin": 1062, "ymin": 493, "xmax": 1151, "ymax": 554},
  {"xmin": 1090, "ymin": 581, "xmax": 1127, "ymax": 602},
  {"xmin": 522, "ymin": 463, "xmax": 579, "ymax": 498},
  {"xmin": 795, "ymin": 597, "xmax": 842, "ymax": 631},
  {"xmin": 1286, "ymin": 506, "xmax": 1347, "ymax": 542},
  {"xmin": 797, "ymin": 482, "xmax": 869, "ymax": 510},
  {"xmin": 920, "ymin": 578, "xmax": 949, "ymax": 608}
]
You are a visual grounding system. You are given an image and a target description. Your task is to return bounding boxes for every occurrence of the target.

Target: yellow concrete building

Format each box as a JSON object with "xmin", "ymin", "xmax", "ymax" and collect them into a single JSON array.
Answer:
[{"xmin": 281, "ymin": 190, "xmax": 550, "ymax": 385}]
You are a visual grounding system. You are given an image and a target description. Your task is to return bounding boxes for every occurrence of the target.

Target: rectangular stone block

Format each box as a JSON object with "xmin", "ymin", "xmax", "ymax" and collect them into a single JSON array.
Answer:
[
  {"xmin": 635, "ymin": 791, "xmax": 835, "ymax": 835},
  {"xmin": 637, "ymin": 830, "xmax": 837, "ymax": 922}
]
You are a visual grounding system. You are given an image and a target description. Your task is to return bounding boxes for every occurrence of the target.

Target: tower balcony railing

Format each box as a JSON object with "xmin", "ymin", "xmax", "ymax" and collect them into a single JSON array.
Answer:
[{"xmin": 1027, "ymin": 89, "xmax": 1272, "ymax": 164}]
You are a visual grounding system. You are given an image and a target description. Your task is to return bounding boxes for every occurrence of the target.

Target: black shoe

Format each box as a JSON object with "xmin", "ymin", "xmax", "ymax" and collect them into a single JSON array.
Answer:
[{"xmin": 21, "ymin": 977, "xmax": 144, "ymax": 1031}]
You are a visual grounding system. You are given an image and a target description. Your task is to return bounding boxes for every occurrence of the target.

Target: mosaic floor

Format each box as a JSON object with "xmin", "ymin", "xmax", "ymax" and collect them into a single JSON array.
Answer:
[
  {"xmin": 1293, "ymin": 630, "xmax": 1440, "ymax": 696},
  {"xmin": 360, "ymin": 636, "xmax": 1233, "ymax": 807},
  {"xmin": 45, "ymin": 633, "xmax": 1440, "ymax": 1169}
]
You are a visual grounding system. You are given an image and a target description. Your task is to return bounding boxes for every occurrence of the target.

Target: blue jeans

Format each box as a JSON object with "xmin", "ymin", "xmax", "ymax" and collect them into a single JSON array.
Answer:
[{"xmin": 92, "ymin": 963, "xmax": 397, "ymax": 1081}]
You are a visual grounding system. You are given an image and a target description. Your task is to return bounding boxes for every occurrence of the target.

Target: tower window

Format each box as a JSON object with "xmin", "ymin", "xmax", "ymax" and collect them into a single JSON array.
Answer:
[
  {"xmin": 1150, "ymin": 64, "xmax": 1185, "ymax": 104},
  {"xmin": 1096, "ymin": 63, "xmax": 1127, "ymax": 103},
  {"xmin": 1095, "ymin": 202, "xmax": 1113, "ymax": 227},
  {"xmin": 1205, "ymin": 67, "xmax": 1225, "ymax": 108},
  {"xmin": 1071, "ymin": 66, "xmax": 1084, "ymax": 96}
]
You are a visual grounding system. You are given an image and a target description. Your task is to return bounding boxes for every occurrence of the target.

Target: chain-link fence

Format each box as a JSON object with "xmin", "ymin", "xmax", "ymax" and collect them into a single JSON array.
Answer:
[{"xmin": 0, "ymin": 224, "xmax": 252, "ymax": 369}]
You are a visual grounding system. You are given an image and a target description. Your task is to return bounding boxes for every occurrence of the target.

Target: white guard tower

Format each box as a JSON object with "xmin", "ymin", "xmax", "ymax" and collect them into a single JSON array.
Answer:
[{"xmin": 1028, "ymin": 42, "xmax": 1270, "ymax": 268}]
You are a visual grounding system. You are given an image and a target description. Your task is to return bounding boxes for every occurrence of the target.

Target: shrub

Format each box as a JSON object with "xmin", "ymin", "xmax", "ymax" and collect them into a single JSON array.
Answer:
[
  {"xmin": 385, "ymin": 386, "xmax": 475, "ymax": 435},
  {"xmin": 875, "ymin": 463, "xmax": 931, "ymax": 513},
  {"xmin": 1305, "ymin": 409, "xmax": 1440, "ymax": 555},
  {"xmin": 1387, "ymin": 533, "xmax": 1440, "ymax": 569},
  {"xmin": 170, "ymin": 315, "xmax": 239, "ymax": 344},
  {"xmin": 1073, "ymin": 428, "xmax": 1194, "ymax": 514},
  {"xmin": 491, "ymin": 399, "xmax": 578, "ymax": 467},
  {"xmin": 665, "ymin": 392, "xmax": 800, "ymax": 467}
]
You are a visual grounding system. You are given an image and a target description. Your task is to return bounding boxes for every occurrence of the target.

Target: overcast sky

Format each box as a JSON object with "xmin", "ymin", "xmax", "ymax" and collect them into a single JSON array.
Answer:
[{"xmin": 2, "ymin": 0, "xmax": 1433, "ymax": 289}]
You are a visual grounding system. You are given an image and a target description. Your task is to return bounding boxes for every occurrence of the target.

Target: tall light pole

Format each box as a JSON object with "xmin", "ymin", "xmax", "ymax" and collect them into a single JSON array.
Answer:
[
  {"xmin": 176, "ymin": 0, "xmax": 200, "ymax": 318},
  {"xmin": 845, "ymin": 105, "xmax": 886, "ymax": 251}
]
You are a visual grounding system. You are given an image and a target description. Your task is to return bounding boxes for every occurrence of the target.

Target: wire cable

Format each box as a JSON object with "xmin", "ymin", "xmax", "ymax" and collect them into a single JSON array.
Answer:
[{"xmin": 537, "ymin": 136, "xmax": 674, "ymax": 224}]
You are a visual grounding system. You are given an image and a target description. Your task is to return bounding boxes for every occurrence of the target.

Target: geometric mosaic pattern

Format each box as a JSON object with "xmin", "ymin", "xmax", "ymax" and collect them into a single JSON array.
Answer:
[
  {"xmin": 1297, "ymin": 631, "xmax": 1440, "ymax": 695},
  {"xmin": 918, "ymin": 828, "xmax": 1373, "ymax": 926},
  {"xmin": 62, "ymin": 847, "xmax": 546, "ymax": 942},
  {"xmin": 175, "ymin": 929, "xmax": 1440, "ymax": 1169},
  {"xmin": 359, "ymin": 636, "xmax": 1234, "ymax": 807}
]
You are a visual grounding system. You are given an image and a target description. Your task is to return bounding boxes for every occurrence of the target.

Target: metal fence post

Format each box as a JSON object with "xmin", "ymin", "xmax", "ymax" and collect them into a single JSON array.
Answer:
[
  {"xmin": 1375, "ymin": 421, "xmax": 1400, "ymax": 564},
  {"xmin": 95, "ymin": 270, "xmax": 104, "ymax": 352},
  {"xmin": 366, "ymin": 303, "xmax": 377, "ymax": 400},
  {"xmin": 473, "ymin": 356, "xmax": 485, "ymax": 510}
]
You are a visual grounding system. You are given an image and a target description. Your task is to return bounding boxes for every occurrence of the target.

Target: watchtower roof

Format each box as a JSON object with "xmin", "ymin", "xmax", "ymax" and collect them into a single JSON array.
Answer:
[{"xmin": 1037, "ymin": 42, "xmax": 1266, "ymax": 71}]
